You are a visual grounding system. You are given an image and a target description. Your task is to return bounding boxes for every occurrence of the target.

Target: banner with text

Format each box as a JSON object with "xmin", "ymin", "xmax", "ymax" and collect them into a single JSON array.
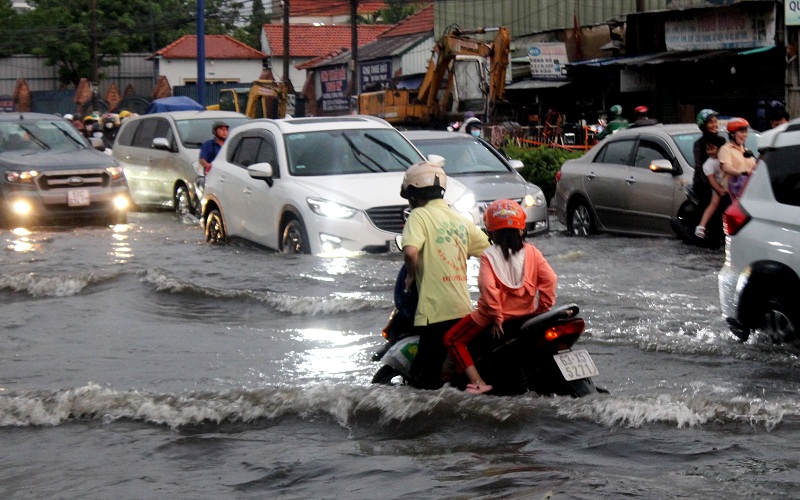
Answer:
[
  {"xmin": 320, "ymin": 64, "xmax": 350, "ymax": 113},
  {"xmin": 528, "ymin": 43, "xmax": 569, "ymax": 80},
  {"xmin": 359, "ymin": 59, "xmax": 392, "ymax": 92}
]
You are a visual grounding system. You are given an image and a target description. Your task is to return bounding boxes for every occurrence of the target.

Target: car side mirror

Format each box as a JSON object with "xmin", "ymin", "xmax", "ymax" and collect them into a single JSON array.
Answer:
[
  {"xmin": 248, "ymin": 162, "xmax": 274, "ymax": 187},
  {"xmin": 426, "ymin": 154, "xmax": 445, "ymax": 167},
  {"xmin": 152, "ymin": 137, "xmax": 173, "ymax": 151},
  {"xmin": 649, "ymin": 159, "xmax": 674, "ymax": 173},
  {"xmin": 508, "ymin": 159, "xmax": 525, "ymax": 172}
]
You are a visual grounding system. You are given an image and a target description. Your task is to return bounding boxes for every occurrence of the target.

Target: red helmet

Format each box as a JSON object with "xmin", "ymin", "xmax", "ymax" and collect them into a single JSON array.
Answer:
[
  {"xmin": 726, "ymin": 117, "xmax": 749, "ymax": 133},
  {"xmin": 484, "ymin": 199, "xmax": 526, "ymax": 232},
  {"xmin": 634, "ymin": 105, "xmax": 648, "ymax": 114}
]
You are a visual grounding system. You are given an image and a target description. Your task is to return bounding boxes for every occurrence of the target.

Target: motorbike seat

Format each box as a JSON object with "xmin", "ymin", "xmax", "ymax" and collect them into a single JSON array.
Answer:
[{"xmin": 519, "ymin": 303, "xmax": 580, "ymax": 332}]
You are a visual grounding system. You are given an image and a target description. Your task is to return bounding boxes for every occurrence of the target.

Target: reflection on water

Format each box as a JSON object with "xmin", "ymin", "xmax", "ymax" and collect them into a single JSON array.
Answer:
[
  {"xmin": 294, "ymin": 328, "xmax": 370, "ymax": 382},
  {"xmin": 9, "ymin": 227, "xmax": 34, "ymax": 252},
  {"xmin": 110, "ymin": 223, "xmax": 132, "ymax": 263}
]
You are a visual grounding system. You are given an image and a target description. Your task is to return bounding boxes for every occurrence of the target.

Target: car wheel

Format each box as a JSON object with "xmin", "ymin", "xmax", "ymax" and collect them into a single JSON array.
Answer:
[
  {"xmin": 761, "ymin": 296, "xmax": 797, "ymax": 343},
  {"xmin": 174, "ymin": 184, "xmax": 194, "ymax": 216},
  {"xmin": 281, "ymin": 216, "xmax": 310, "ymax": 254},
  {"xmin": 205, "ymin": 209, "xmax": 226, "ymax": 243},
  {"xmin": 568, "ymin": 200, "xmax": 595, "ymax": 236}
]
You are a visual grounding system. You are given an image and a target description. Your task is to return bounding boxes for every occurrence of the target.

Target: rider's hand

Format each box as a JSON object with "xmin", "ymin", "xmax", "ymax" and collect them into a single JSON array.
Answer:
[{"xmin": 491, "ymin": 323, "xmax": 505, "ymax": 339}]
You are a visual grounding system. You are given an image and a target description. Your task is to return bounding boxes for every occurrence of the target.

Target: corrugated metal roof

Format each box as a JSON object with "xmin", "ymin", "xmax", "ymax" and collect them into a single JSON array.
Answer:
[
  {"xmin": 506, "ymin": 80, "xmax": 571, "ymax": 90},
  {"xmin": 300, "ymin": 33, "xmax": 431, "ymax": 69}
]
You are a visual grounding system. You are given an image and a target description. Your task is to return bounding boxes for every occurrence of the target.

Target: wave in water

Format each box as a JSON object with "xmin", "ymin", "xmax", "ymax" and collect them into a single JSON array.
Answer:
[
  {"xmin": 140, "ymin": 268, "xmax": 388, "ymax": 315},
  {"xmin": 0, "ymin": 272, "xmax": 118, "ymax": 298},
  {"xmin": 1, "ymin": 384, "xmax": 797, "ymax": 431}
]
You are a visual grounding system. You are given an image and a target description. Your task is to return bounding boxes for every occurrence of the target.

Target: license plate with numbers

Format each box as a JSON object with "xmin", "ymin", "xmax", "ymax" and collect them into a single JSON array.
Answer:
[
  {"xmin": 553, "ymin": 349, "xmax": 599, "ymax": 381},
  {"xmin": 67, "ymin": 189, "xmax": 90, "ymax": 207}
]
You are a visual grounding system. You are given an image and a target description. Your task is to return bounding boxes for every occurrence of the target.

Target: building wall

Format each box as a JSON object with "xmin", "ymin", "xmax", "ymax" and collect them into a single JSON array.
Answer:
[
  {"xmin": 267, "ymin": 58, "xmax": 309, "ymax": 93},
  {"xmin": 434, "ymin": 0, "xmax": 666, "ymax": 38},
  {"xmin": 158, "ymin": 59, "xmax": 264, "ymax": 86},
  {"xmin": 0, "ymin": 53, "xmax": 154, "ymax": 98}
]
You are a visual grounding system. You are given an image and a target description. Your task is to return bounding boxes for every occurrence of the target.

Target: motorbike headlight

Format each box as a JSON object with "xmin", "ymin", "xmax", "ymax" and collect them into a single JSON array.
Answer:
[
  {"xmin": 5, "ymin": 170, "xmax": 38, "ymax": 183},
  {"xmin": 307, "ymin": 198, "xmax": 357, "ymax": 219},
  {"xmin": 106, "ymin": 166, "xmax": 126, "ymax": 180},
  {"xmin": 452, "ymin": 192, "xmax": 476, "ymax": 216}
]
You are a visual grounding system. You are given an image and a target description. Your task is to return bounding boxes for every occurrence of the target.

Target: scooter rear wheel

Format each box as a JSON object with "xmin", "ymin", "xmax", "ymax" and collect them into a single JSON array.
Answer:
[{"xmin": 371, "ymin": 365, "xmax": 405, "ymax": 385}]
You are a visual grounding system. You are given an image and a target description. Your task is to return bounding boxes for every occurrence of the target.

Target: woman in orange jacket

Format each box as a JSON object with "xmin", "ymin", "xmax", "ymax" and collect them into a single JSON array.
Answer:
[{"xmin": 443, "ymin": 199, "xmax": 557, "ymax": 394}]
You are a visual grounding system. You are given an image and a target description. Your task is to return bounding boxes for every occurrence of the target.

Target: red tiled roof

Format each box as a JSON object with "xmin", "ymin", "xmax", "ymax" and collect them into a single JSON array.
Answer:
[
  {"xmin": 263, "ymin": 24, "xmax": 391, "ymax": 58},
  {"xmin": 290, "ymin": 0, "xmax": 388, "ymax": 17},
  {"xmin": 378, "ymin": 4, "xmax": 433, "ymax": 38},
  {"xmin": 154, "ymin": 35, "xmax": 266, "ymax": 59},
  {"xmin": 296, "ymin": 49, "xmax": 348, "ymax": 70}
]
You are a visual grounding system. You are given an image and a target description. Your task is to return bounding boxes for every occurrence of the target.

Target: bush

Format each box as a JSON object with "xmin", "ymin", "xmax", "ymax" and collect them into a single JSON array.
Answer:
[{"xmin": 502, "ymin": 144, "xmax": 586, "ymax": 205}]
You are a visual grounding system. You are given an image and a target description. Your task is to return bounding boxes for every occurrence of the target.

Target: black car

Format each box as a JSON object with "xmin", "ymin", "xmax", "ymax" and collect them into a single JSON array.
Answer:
[{"xmin": 0, "ymin": 112, "xmax": 130, "ymax": 227}]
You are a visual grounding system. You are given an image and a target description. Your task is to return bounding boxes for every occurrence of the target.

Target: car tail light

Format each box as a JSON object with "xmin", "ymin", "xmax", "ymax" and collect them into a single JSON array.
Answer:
[
  {"xmin": 555, "ymin": 171, "xmax": 562, "ymax": 182},
  {"xmin": 722, "ymin": 200, "xmax": 750, "ymax": 236}
]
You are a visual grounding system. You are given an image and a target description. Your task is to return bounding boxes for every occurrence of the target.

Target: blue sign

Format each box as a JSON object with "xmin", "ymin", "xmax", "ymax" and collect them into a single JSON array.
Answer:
[{"xmin": 359, "ymin": 59, "xmax": 392, "ymax": 92}]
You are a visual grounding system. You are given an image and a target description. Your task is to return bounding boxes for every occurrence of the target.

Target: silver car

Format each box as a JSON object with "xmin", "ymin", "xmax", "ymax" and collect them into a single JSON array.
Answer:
[
  {"xmin": 718, "ymin": 121, "xmax": 800, "ymax": 343},
  {"xmin": 553, "ymin": 123, "xmax": 759, "ymax": 237},
  {"xmin": 402, "ymin": 130, "xmax": 549, "ymax": 236},
  {"xmin": 113, "ymin": 110, "xmax": 249, "ymax": 215}
]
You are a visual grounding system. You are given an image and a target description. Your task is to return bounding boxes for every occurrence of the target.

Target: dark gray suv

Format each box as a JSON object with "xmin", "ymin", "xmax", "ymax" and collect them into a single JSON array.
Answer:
[{"xmin": 0, "ymin": 112, "xmax": 130, "ymax": 227}]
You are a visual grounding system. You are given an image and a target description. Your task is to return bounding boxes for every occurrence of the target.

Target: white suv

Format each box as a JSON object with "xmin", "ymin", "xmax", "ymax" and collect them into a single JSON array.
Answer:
[
  {"xmin": 201, "ymin": 116, "xmax": 480, "ymax": 255},
  {"xmin": 718, "ymin": 121, "xmax": 800, "ymax": 342}
]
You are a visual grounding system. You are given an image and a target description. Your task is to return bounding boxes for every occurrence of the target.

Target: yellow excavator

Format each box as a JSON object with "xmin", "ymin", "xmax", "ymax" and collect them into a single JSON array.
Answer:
[
  {"xmin": 208, "ymin": 80, "xmax": 290, "ymax": 119},
  {"xmin": 358, "ymin": 26, "xmax": 510, "ymax": 126}
]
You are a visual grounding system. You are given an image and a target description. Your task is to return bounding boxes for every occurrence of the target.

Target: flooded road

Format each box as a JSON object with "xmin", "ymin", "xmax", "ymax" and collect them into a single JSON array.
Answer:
[{"xmin": 1, "ymin": 212, "xmax": 798, "ymax": 499}]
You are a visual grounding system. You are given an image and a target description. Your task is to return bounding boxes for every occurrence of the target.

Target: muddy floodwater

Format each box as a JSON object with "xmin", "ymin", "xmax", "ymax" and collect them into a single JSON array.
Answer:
[{"xmin": 1, "ymin": 212, "xmax": 798, "ymax": 499}]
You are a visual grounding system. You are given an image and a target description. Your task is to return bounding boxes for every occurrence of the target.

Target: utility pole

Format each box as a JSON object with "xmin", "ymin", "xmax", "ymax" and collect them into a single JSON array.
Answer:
[
  {"xmin": 90, "ymin": 0, "xmax": 99, "ymax": 111},
  {"xmin": 283, "ymin": 0, "xmax": 289, "ymax": 84},
  {"xmin": 350, "ymin": 0, "xmax": 358, "ymax": 97},
  {"xmin": 197, "ymin": 0, "xmax": 206, "ymax": 106}
]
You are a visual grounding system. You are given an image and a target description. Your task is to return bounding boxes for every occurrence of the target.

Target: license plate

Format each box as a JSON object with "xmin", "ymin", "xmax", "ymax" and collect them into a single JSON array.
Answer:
[
  {"xmin": 553, "ymin": 349, "xmax": 599, "ymax": 381},
  {"xmin": 67, "ymin": 189, "xmax": 90, "ymax": 207}
]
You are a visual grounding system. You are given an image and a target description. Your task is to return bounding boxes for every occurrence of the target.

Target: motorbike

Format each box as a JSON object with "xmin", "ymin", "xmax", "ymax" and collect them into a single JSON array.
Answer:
[
  {"xmin": 669, "ymin": 184, "xmax": 726, "ymax": 249},
  {"xmin": 371, "ymin": 302, "xmax": 604, "ymax": 397}
]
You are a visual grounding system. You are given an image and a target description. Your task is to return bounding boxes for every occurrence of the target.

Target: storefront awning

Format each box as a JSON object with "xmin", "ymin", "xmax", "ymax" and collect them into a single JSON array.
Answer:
[
  {"xmin": 506, "ymin": 79, "xmax": 571, "ymax": 90},
  {"xmin": 566, "ymin": 46, "xmax": 776, "ymax": 69}
]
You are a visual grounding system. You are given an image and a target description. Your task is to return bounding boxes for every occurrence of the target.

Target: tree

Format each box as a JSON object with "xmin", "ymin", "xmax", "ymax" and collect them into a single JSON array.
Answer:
[
  {"xmin": 359, "ymin": 0, "xmax": 422, "ymax": 25},
  {"xmin": 233, "ymin": 0, "xmax": 272, "ymax": 50},
  {"xmin": 7, "ymin": 0, "xmax": 246, "ymax": 86}
]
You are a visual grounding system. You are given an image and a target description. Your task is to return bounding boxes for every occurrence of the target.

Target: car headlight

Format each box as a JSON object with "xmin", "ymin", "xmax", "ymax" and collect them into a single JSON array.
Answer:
[
  {"xmin": 106, "ymin": 166, "xmax": 126, "ymax": 180},
  {"xmin": 523, "ymin": 192, "xmax": 546, "ymax": 208},
  {"xmin": 5, "ymin": 170, "xmax": 38, "ymax": 183},
  {"xmin": 307, "ymin": 198, "xmax": 357, "ymax": 219},
  {"xmin": 452, "ymin": 192, "xmax": 477, "ymax": 215}
]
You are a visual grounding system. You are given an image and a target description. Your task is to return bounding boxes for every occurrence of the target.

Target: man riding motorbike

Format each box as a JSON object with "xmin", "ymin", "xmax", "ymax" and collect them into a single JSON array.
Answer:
[{"xmin": 400, "ymin": 160, "xmax": 490, "ymax": 390}]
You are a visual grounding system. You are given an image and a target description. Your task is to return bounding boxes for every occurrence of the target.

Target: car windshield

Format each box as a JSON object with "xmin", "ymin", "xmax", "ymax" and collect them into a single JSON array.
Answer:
[
  {"xmin": 412, "ymin": 137, "xmax": 511, "ymax": 175},
  {"xmin": 286, "ymin": 129, "xmax": 423, "ymax": 176},
  {"xmin": 175, "ymin": 117, "xmax": 250, "ymax": 148},
  {"xmin": 671, "ymin": 129, "xmax": 761, "ymax": 166},
  {"xmin": 0, "ymin": 120, "xmax": 87, "ymax": 153}
]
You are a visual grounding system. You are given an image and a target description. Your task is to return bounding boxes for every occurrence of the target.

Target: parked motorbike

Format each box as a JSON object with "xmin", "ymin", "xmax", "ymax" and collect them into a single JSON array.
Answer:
[
  {"xmin": 371, "ymin": 303, "xmax": 604, "ymax": 397},
  {"xmin": 669, "ymin": 184, "xmax": 726, "ymax": 249}
]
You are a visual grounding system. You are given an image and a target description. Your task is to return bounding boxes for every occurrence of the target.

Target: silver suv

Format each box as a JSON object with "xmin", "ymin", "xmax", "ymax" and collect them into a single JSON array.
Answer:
[
  {"xmin": 718, "ymin": 121, "xmax": 800, "ymax": 342},
  {"xmin": 113, "ymin": 110, "xmax": 249, "ymax": 215}
]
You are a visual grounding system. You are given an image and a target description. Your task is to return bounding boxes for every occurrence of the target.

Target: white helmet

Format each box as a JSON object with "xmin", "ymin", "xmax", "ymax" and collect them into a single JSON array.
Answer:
[
  {"xmin": 400, "ymin": 161, "xmax": 447, "ymax": 200},
  {"xmin": 461, "ymin": 117, "xmax": 483, "ymax": 137}
]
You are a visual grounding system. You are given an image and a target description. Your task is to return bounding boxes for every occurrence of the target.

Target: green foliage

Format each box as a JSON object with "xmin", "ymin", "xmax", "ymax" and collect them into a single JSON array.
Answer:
[
  {"xmin": 6, "ymin": 0, "xmax": 244, "ymax": 86},
  {"xmin": 503, "ymin": 144, "xmax": 585, "ymax": 204},
  {"xmin": 359, "ymin": 0, "xmax": 423, "ymax": 25}
]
